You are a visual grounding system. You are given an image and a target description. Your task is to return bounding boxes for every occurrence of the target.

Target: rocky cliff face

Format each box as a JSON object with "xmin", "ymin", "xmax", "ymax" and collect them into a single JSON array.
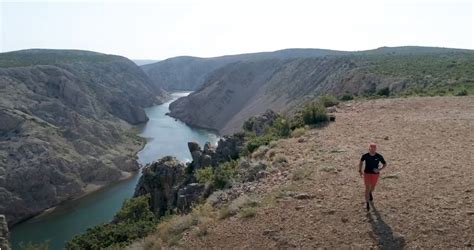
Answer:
[
  {"xmin": 169, "ymin": 47, "xmax": 474, "ymax": 134},
  {"xmin": 134, "ymin": 133, "xmax": 245, "ymax": 217},
  {"xmin": 0, "ymin": 49, "xmax": 169, "ymax": 226},
  {"xmin": 141, "ymin": 49, "xmax": 348, "ymax": 91},
  {"xmin": 0, "ymin": 215, "xmax": 9, "ymax": 250}
]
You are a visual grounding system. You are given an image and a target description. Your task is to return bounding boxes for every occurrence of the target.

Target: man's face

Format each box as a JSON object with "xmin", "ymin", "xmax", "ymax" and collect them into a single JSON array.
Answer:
[{"xmin": 369, "ymin": 145, "xmax": 377, "ymax": 154}]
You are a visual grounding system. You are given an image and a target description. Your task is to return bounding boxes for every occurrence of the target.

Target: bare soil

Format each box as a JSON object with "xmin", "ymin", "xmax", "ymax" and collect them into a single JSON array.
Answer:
[{"xmin": 181, "ymin": 96, "xmax": 474, "ymax": 249}]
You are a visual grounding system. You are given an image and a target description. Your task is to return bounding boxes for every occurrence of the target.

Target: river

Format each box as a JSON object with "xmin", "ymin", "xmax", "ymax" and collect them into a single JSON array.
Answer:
[{"xmin": 10, "ymin": 92, "xmax": 219, "ymax": 250}]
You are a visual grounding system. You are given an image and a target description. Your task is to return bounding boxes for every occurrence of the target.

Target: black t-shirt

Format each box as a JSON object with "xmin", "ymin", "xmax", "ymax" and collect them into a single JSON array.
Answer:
[{"xmin": 361, "ymin": 153, "xmax": 386, "ymax": 174}]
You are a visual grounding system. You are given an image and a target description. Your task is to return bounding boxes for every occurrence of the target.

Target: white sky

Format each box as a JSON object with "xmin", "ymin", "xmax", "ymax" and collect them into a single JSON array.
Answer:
[{"xmin": 0, "ymin": 0, "xmax": 473, "ymax": 60}]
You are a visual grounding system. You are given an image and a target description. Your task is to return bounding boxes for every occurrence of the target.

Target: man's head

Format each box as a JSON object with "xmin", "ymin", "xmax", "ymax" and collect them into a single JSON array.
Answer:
[{"xmin": 369, "ymin": 143, "xmax": 377, "ymax": 155}]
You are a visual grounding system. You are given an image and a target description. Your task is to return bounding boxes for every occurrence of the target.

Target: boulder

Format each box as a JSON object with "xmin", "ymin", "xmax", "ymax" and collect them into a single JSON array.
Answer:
[
  {"xmin": 177, "ymin": 183, "xmax": 205, "ymax": 213},
  {"xmin": 243, "ymin": 110, "xmax": 278, "ymax": 136}
]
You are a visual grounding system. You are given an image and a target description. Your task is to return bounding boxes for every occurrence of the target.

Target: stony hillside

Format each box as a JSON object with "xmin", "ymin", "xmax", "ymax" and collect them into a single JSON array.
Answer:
[
  {"xmin": 141, "ymin": 49, "xmax": 347, "ymax": 91},
  {"xmin": 169, "ymin": 46, "xmax": 474, "ymax": 135},
  {"xmin": 0, "ymin": 49, "xmax": 169, "ymax": 226},
  {"xmin": 134, "ymin": 95, "xmax": 473, "ymax": 249}
]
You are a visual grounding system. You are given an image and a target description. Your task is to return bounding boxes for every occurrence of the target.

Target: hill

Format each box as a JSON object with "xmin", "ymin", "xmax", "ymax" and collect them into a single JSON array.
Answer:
[
  {"xmin": 168, "ymin": 46, "xmax": 474, "ymax": 135},
  {"xmin": 0, "ymin": 49, "xmax": 169, "ymax": 225},
  {"xmin": 141, "ymin": 49, "xmax": 348, "ymax": 91}
]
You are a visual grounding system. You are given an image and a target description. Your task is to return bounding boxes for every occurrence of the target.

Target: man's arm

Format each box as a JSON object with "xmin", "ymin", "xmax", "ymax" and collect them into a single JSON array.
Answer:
[
  {"xmin": 359, "ymin": 161, "xmax": 364, "ymax": 177},
  {"xmin": 379, "ymin": 155, "xmax": 387, "ymax": 170}
]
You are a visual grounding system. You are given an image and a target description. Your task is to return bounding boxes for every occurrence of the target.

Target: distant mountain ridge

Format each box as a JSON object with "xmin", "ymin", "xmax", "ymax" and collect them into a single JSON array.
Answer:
[
  {"xmin": 141, "ymin": 48, "xmax": 349, "ymax": 91},
  {"xmin": 168, "ymin": 46, "xmax": 474, "ymax": 134},
  {"xmin": 0, "ymin": 49, "xmax": 169, "ymax": 225}
]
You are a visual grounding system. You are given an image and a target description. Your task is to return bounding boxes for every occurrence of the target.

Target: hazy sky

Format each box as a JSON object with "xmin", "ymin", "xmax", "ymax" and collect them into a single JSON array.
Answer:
[{"xmin": 1, "ymin": 0, "xmax": 473, "ymax": 60}]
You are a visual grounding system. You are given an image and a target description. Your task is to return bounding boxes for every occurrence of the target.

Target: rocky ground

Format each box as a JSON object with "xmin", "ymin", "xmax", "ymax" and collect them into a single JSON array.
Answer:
[{"xmin": 176, "ymin": 96, "xmax": 473, "ymax": 249}]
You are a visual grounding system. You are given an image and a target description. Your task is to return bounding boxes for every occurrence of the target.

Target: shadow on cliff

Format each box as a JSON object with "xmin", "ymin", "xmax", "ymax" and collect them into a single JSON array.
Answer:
[{"xmin": 366, "ymin": 205, "xmax": 406, "ymax": 250}]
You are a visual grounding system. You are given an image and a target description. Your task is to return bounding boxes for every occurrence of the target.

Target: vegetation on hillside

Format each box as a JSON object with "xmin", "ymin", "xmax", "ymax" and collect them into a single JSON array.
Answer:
[
  {"xmin": 0, "ymin": 49, "xmax": 120, "ymax": 68},
  {"xmin": 65, "ymin": 195, "xmax": 156, "ymax": 249}
]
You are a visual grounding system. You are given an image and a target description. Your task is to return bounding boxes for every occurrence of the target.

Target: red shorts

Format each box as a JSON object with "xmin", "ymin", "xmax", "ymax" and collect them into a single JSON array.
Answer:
[{"xmin": 364, "ymin": 173, "xmax": 379, "ymax": 187}]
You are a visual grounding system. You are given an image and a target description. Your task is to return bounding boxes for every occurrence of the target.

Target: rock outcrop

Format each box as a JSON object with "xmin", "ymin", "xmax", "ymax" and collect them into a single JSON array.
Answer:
[
  {"xmin": 0, "ymin": 215, "xmax": 9, "ymax": 250},
  {"xmin": 242, "ymin": 110, "xmax": 278, "ymax": 136},
  {"xmin": 0, "ymin": 49, "xmax": 169, "ymax": 225},
  {"xmin": 168, "ymin": 46, "xmax": 474, "ymax": 135},
  {"xmin": 134, "ymin": 132, "xmax": 246, "ymax": 217},
  {"xmin": 134, "ymin": 156, "xmax": 189, "ymax": 217}
]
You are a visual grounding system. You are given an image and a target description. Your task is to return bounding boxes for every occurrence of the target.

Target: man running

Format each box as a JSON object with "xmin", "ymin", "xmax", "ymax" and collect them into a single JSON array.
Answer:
[{"xmin": 359, "ymin": 143, "xmax": 387, "ymax": 211}]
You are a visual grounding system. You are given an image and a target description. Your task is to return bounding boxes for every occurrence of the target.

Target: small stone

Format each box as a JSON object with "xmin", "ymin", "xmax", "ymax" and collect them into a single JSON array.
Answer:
[
  {"xmin": 294, "ymin": 193, "xmax": 314, "ymax": 200},
  {"xmin": 295, "ymin": 205, "xmax": 305, "ymax": 211},
  {"xmin": 341, "ymin": 217, "xmax": 349, "ymax": 223},
  {"xmin": 263, "ymin": 229, "xmax": 278, "ymax": 236},
  {"xmin": 298, "ymin": 138, "xmax": 305, "ymax": 143},
  {"xmin": 467, "ymin": 211, "xmax": 474, "ymax": 215},
  {"xmin": 384, "ymin": 136, "xmax": 389, "ymax": 140},
  {"xmin": 323, "ymin": 210, "xmax": 336, "ymax": 215}
]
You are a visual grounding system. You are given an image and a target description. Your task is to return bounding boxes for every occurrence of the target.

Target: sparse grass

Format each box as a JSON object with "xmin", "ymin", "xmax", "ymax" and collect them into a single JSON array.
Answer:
[
  {"xmin": 155, "ymin": 203, "xmax": 217, "ymax": 246},
  {"xmin": 273, "ymin": 154, "xmax": 288, "ymax": 164},
  {"xmin": 291, "ymin": 127, "xmax": 306, "ymax": 138},
  {"xmin": 142, "ymin": 235, "xmax": 162, "ymax": 250},
  {"xmin": 268, "ymin": 141, "xmax": 278, "ymax": 148},
  {"xmin": 252, "ymin": 145, "xmax": 269, "ymax": 159},
  {"xmin": 218, "ymin": 205, "xmax": 235, "ymax": 220},
  {"xmin": 320, "ymin": 165, "xmax": 337, "ymax": 172},
  {"xmin": 239, "ymin": 207, "xmax": 257, "ymax": 218},
  {"xmin": 266, "ymin": 149, "xmax": 277, "ymax": 160},
  {"xmin": 292, "ymin": 167, "xmax": 313, "ymax": 181}
]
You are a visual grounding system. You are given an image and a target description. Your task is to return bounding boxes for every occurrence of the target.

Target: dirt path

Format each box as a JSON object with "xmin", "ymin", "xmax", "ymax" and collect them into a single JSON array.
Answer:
[{"xmin": 181, "ymin": 96, "xmax": 474, "ymax": 249}]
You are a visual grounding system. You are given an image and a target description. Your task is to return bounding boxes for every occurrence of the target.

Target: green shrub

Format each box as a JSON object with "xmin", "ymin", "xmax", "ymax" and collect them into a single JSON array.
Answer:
[
  {"xmin": 242, "ymin": 117, "xmax": 256, "ymax": 132},
  {"xmin": 246, "ymin": 133, "xmax": 276, "ymax": 153},
  {"xmin": 455, "ymin": 89, "xmax": 468, "ymax": 96},
  {"xmin": 271, "ymin": 117, "xmax": 291, "ymax": 137},
  {"xmin": 213, "ymin": 161, "xmax": 239, "ymax": 189},
  {"xmin": 65, "ymin": 195, "xmax": 156, "ymax": 249},
  {"xmin": 196, "ymin": 167, "xmax": 213, "ymax": 184},
  {"xmin": 319, "ymin": 95, "xmax": 339, "ymax": 107},
  {"xmin": 289, "ymin": 113, "xmax": 305, "ymax": 130},
  {"xmin": 340, "ymin": 93, "xmax": 354, "ymax": 101},
  {"xmin": 302, "ymin": 102, "xmax": 328, "ymax": 125},
  {"xmin": 377, "ymin": 87, "xmax": 390, "ymax": 97},
  {"xmin": 195, "ymin": 161, "xmax": 239, "ymax": 190}
]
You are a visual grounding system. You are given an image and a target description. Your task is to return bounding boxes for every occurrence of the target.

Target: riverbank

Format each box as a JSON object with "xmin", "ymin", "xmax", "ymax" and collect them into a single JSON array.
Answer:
[
  {"xmin": 10, "ymin": 125, "xmax": 147, "ymax": 228},
  {"xmin": 10, "ymin": 92, "xmax": 219, "ymax": 250}
]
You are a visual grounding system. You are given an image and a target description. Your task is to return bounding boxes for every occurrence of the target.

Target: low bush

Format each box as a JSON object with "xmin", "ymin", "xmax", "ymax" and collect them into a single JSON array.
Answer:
[
  {"xmin": 339, "ymin": 93, "xmax": 354, "ymax": 101},
  {"xmin": 245, "ymin": 133, "xmax": 276, "ymax": 153},
  {"xmin": 377, "ymin": 87, "xmax": 391, "ymax": 97},
  {"xmin": 455, "ymin": 89, "xmax": 468, "ymax": 96},
  {"xmin": 319, "ymin": 95, "xmax": 339, "ymax": 107},
  {"xmin": 302, "ymin": 102, "xmax": 328, "ymax": 125},
  {"xmin": 196, "ymin": 161, "xmax": 239, "ymax": 190},
  {"xmin": 66, "ymin": 195, "xmax": 156, "ymax": 249}
]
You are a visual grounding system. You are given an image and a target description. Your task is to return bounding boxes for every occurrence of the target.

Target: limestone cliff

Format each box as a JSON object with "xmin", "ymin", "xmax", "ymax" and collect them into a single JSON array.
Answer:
[
  {"xmin": 0, "ymin": 49, "xmax": 169, "ymax": 225},
  {"xmin": 168, "ymin": 46, "xmax": 474, "ymax": 134},
  {"xmin": 0, "ymin": 215, "xmax": 9, "ymax": 250}
]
